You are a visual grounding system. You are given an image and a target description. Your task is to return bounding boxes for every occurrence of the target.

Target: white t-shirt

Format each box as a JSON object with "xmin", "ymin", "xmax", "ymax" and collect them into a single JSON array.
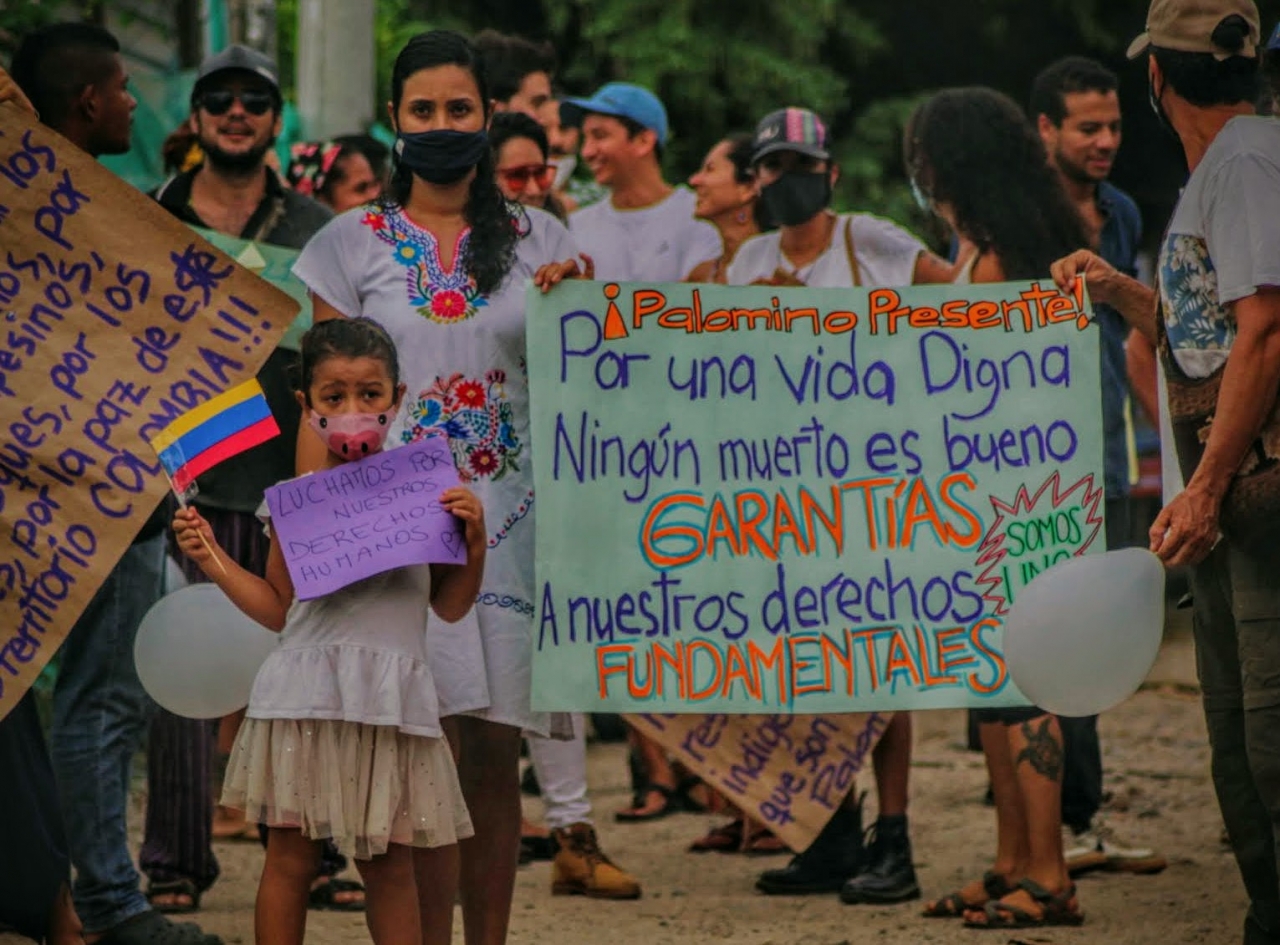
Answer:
[
  {"xmin": 568, "ymin": 185, "xmax": 722, "ymax": 282},
  {"xmin": 726, "ymin": 211, "xmax": 925, "ymax": 288},
  {"xmin": 1158, "ymin": 115, "xmax": 1280, "ymax": 379}
]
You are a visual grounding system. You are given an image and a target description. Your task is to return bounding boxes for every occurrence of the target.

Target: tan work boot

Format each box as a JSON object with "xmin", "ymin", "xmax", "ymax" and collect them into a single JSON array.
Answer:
[{"xmin": 551, "ymin": 823, "xmax": 642, "ymax": 899}]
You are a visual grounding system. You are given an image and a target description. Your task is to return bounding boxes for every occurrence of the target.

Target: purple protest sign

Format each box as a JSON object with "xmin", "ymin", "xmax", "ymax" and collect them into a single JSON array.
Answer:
[{"xmin": 265, "ymin": 437, "xmax": 466, "ymax": 600}]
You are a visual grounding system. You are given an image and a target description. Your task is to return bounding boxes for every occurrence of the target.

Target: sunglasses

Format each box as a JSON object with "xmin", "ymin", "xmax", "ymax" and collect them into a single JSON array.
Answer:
[
  {"xmin": 497, "ymin": 163, "xmax": 555, "ymax": 192},
  {"xmin": 199, "ymin": 89, "xmax": 276, "ymax": 117}
]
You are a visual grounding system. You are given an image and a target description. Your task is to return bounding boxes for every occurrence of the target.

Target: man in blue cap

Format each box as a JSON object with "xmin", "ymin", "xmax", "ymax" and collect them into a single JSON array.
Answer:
[{"xmin": 562, "ymin": 82, "xmax": 722, "ymax": 282}]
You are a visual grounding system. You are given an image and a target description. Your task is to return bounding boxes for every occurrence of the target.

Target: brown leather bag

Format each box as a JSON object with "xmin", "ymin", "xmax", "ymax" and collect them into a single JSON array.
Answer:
[{"xmin": 1157, "ymin": 297, "xmax": 1280, "ymax": 554}]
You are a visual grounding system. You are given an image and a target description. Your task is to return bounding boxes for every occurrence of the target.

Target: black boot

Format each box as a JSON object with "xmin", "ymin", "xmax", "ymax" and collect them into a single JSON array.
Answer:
[
  {"xmin": 839, "ymin": 815, "xmax": 921, "ymax": 904},
  {"xmin": 755, "ymin": 802, "xmax": 864, "ymax": 895}
]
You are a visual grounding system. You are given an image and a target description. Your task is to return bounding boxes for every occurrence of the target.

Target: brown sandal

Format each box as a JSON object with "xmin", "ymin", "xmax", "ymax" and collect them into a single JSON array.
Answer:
[
  {"xmin": 963, "ymin": 878, "xmax": 1084, "ymax": 929},
  {"xmin": 741, "ymin": 823, "xmax": 788, "ymax": 856},
  {"xmin": 922, "ymin": 870, "xmax": 1013, "ymax": 918},
  {"xmin": 689, "ymin": 819, "xmax": 745, "ymax": 853}
]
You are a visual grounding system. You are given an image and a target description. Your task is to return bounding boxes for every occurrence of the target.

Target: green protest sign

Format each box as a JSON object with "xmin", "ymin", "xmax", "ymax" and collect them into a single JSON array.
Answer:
[
  {"xmin": 190, "ymin": 226, "xmax": 311, "ymax": 351},
  {"xmin": 527, "ymin": 279, "xmax": 1104, "ymax": 714}
]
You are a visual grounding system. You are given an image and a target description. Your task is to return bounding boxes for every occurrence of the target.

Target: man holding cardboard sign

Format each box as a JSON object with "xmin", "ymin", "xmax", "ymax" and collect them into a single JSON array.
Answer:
[
  {"xmin": 3, "ymin": 24, "xmax": 200, "ymax": 945},
  {"xmin": 0, "ymin": 19, "xmax": 298, "ymax": 945}
]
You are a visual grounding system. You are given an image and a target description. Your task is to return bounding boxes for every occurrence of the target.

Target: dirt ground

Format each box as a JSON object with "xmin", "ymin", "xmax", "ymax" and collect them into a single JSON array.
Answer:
[{"xmin": 116, "ymin": 610, "xmax": 1240, "ymax": 945}]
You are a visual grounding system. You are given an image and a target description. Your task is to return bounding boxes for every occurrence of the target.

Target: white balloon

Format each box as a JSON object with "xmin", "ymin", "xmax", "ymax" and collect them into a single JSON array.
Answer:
[
  {"xmin": 135, "ymin": 583, "xmax": 279, "ymax": 719},
  {"xmin": 1002, "ymin": 548, "xmax": 1166, "ymax": 718}
]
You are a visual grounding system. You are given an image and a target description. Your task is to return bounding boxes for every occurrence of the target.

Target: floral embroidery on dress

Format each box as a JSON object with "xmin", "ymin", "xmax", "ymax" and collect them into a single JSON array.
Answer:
[
  {"xmin": 402, "ymin": 370, "xmax": 521, "ymax": 482},
  {"xmin": 362, "ymin": 206, "xmax": 488, "ymax": 324}
]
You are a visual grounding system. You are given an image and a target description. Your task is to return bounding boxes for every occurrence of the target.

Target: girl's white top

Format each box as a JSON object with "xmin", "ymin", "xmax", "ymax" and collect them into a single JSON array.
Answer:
[{"xmin": 246, "ymin": 560, "xmax": 444, "ymax": 738}]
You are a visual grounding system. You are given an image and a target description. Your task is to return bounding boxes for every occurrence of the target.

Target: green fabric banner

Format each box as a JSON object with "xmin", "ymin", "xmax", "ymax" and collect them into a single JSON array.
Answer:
[{"xmin": 527, "ymin": 279, "xmax": 1105, "ymax": 714}]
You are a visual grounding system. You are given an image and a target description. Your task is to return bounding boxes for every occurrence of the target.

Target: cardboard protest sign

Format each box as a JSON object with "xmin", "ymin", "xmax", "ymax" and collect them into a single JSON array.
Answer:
[
  {"xmin": 191, "ymin": 226, "xmax": 312, "ymax": 352},
  {"xmin": 0, "ymin": 104, "xmax": 297, "ymax": 720},
  {"xmin": 627, "ymin": 711, "xmax": 889, "ymax": 851},
  {"xmin": 265, "ymin": 437, "xmax": 465, "ymax": 600},
  {"xmin": 527, "ymin": 279, "xmax": 1104, "ymax": 713}
]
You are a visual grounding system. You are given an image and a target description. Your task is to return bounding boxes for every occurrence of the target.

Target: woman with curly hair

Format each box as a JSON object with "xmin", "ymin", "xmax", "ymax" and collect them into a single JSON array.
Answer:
[
  {"xmin": 905, "ymin": 86, "xmax": 1091, "ymax": 931},
  {"xmin": 293, "ymin": 29, "xmax": 586, "ymax": 944}
]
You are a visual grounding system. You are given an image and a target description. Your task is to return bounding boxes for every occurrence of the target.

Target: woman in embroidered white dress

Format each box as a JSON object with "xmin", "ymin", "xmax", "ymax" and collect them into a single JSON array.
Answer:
[{"xmin": 293, "ymin": 30, "xmax": 585, "ymax": 945}]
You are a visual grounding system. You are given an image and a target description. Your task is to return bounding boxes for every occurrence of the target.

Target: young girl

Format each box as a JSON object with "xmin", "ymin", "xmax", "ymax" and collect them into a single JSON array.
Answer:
[{"xmin": 172, "ymin": 317, "xmax": 484, "ymax": 945}]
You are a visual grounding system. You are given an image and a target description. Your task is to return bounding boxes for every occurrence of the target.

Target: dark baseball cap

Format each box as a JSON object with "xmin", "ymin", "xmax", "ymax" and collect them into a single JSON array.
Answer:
[
  {"xmin": 193, "ymin": 44, "xmax": 281, "ymax": 100},
  {"xmin": 751, "ymin": 107, "xmax": 830, "ymax": 164}
]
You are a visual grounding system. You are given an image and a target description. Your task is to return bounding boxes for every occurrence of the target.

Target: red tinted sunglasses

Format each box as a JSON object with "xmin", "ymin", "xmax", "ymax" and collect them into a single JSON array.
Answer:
[{"xmin": 497, "ymin": 163, "xmax": 555, "ymax": 192}]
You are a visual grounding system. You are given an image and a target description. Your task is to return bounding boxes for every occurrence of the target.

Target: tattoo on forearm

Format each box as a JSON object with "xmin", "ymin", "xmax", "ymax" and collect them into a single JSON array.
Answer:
[{"xmin": 1016, "ymin": 717, "xmax": 1063, "ymax": 782}]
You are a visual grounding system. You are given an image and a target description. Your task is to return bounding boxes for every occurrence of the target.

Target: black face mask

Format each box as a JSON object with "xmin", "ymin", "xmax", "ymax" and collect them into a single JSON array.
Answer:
[
  {"xmin": 760, "ymin": 170, "xmax": 831, "ymax": 227},
  {"xmin": 1148, "ymin": 77, "xmax": 1180, "ymax": 141},
  {"xmin": 395, "ymin": 129, "xmax": 489, "ymax": 185}
]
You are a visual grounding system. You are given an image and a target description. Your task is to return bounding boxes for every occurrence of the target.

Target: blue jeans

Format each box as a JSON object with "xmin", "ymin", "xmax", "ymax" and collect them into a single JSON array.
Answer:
[{"xmin": 50, "ymin": 535, "xmax": 164, "ymax": 935}]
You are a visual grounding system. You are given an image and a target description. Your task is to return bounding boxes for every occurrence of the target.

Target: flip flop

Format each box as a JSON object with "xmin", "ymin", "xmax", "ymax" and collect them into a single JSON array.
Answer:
[
  {"xmin": 146, "ymin": 879, "xmax": 201, "ymax": 915},
  {"xmin": 308, "ymin": 877, "xmax": 366, "ymax": 912}
]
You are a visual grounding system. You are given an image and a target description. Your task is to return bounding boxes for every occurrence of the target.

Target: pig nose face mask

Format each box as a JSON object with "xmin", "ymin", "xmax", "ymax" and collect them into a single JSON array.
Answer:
[{"xmin": 308, "ymin": 409, "xmax": 396, "ymax": 459}]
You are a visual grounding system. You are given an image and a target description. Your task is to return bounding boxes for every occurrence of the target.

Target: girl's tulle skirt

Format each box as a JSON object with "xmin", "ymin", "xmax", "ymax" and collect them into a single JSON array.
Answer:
[{"xmin": 221, "ymin": 717, "xmax": 473, "ymax": 859}]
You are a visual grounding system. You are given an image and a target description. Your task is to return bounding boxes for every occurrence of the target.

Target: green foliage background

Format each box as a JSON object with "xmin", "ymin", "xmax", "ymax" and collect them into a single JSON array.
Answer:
[
  {"xmin": 276, "ymin": 0, "xmax": 1280, "ymax": 235},
  {"xmin": 4, "ymin": 0, "xmax": 1280, "ymax": 233}
]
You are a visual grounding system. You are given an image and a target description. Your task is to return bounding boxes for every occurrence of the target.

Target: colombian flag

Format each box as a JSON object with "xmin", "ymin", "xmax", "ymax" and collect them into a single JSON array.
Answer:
[{"xmin": 148, "ymin": 379, "xmax": 279, "ymax": 493}]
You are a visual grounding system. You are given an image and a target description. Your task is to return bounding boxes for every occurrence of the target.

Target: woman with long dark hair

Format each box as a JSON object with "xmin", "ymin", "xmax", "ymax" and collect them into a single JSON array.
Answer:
[
  {"xmin": 293, "ymin": 30, "xmax": 585, "ymax": 944},
  {"xmin": 904, "ymin": 87, "xmax": 1090, "ymax": 284},
  {"xmin": 906, "ymin": 87, "xmax": 1091, "ymax": 931}
]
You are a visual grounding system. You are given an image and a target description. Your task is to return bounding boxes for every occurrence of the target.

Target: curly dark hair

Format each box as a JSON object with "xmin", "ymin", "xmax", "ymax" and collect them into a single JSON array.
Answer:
[
  {"xmin": 905, "ymin": 87, "xmax": 1089, "ymax": 281},
  {"xmin": 299, "ymin": 318, "xmax": 401, "ymax": 403},
  {"xmin": 385, "ymin": 30, "xmax": 520, "ymax": 296}
]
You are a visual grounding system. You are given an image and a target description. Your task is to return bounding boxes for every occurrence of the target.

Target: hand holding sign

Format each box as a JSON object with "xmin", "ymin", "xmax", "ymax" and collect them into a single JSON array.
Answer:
[
  {"xmin": 265, "ymin": 438, "xmax": 467, "ymax": 600},
  {"xmin": 1002, "ymin": 548, "xmax": 1165, "ymax": 717}
]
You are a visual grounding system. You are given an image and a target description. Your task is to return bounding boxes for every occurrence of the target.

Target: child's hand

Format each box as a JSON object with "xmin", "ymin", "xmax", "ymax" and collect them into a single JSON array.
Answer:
[
  {"xmin": 173, "ymin": 507, "xmax": 217, "ymax": 565},
  {"xmin": 440, "ymin": 487, "xmax": 486, "ymax": 556}
]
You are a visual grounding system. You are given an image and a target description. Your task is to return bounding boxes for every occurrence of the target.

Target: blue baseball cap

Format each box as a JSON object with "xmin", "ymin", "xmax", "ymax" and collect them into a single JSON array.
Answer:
[
  {"xmin": 1268, "ymin": 19, "xmax": 1280, "ymax": 50},
  {"xmin": 561, "ymin": 82, "xmax": 669, "ymax": 147}
]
